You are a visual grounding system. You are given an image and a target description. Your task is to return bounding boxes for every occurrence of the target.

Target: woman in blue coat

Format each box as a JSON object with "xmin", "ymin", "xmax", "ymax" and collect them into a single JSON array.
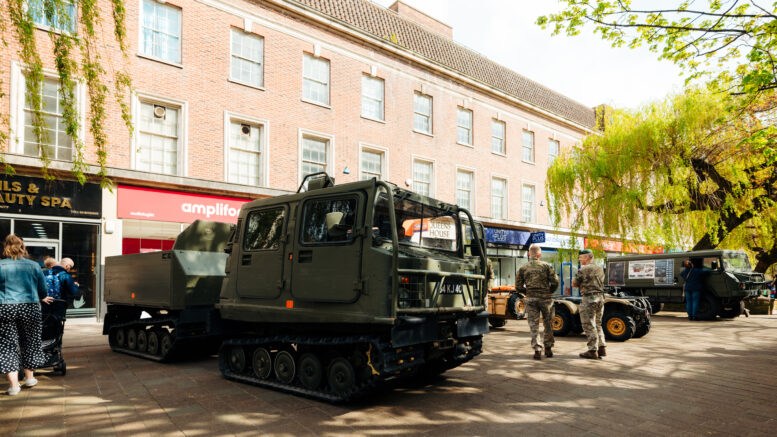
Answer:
[
  {"xmin": 0, "ymin": 234, "xmax": 54, "ymax": 395},
  {"xmin": 681, "ymin": 258, "xmax": 711, "ymax": 321}
]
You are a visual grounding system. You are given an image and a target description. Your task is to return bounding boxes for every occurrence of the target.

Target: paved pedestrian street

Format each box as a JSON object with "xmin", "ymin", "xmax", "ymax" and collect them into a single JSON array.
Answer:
[{"xmin": 1, "ymin": 313, "xmax": 775, "ymax": 436}]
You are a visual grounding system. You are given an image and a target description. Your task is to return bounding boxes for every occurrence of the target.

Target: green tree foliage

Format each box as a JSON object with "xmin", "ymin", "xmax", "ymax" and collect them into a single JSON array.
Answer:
[
  {"xmin": 537, "ymin": 0, "xmax": 777, "ymax": 163},
  {"xmin": 1, "ymin": 0, "xmax": 131, "ymax": 186},
  {"xmin": 547, "ymin": 89, "xmax": 777, "ymax": 272}
]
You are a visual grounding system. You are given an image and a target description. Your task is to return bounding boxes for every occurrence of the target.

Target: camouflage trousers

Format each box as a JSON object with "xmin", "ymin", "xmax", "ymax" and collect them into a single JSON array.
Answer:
[
  {"xmin": 579, "ymin": 293, "xmax": 606, "ymax": 351},
  {"xmin": 525, "ymin": 297, "xmax": 555, "ymax": 351}
]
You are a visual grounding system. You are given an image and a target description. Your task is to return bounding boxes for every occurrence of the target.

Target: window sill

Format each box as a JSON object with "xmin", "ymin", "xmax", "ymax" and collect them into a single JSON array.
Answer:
[
  {"xmin": 137, "ymin": 53, "xmax": 183, "ymax": 69},
  {"xmin": 301, "ymin": 98, "xmax": 331, "ymax": 109},
  {"xmin": 457, "ymin": 141, "xmax": 474, "ymax": 148},
  {"xmin": 492, "ymin": 151, "xmax": 507, "ymax": 157},
  {"xmin": 522, "ymin": 159, "xmax": 535, "ymax": 165},
  {"xmin": 34, "ymin": 23, "xmax": 76, "ymax": 36},
  {"xmin": 360, "ymin": 115, "xmax": 385, "ymax": 124},
  {"xmin": 412, "ymin": 129, "xmax": 434, "ymax": 138},
  {"xmin": 228, "ymin": 78, "xmax": 265, "ymax": 91}
]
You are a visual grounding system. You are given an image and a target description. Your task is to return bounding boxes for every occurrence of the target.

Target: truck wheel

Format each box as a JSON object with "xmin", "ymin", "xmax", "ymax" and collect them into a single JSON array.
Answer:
[
  {"xmin": 602, "ymin": 311, "xmax": 636, "ymax": 341},
  {"xmin": 298, "ymin": 353, "xmax": 323, "ymax": 389},
  {"xmin": 552, "ymin": 305, "xmax": 572, "ymax": 337},
  {"xmin": 633, "ymin": 317, "xmax": 651, "ymax": 338},
  {"xmin": 489, "ymin": 317, "xmax": 507, "ymax": 328},
  {"xmin": 136, "ymin": 330, "xmax": 148, "ymax": 353},
  {"xmin": 695, "ymin": 294, "xmax": 721, "ymax": 320},
  {"xmin": 127, "ymin": 329, "xmax": 138, "ymax": 350},
  {"xmin": 719, "ymin": 301, "xmax": 744, "ymax": 318},
  {"xmin": 508, "ymin": 294, "xmax": 526, "ymax": 319},
  {"xmin": 328, "ymin": 358, "xmax": 356, "ymax": 397}
]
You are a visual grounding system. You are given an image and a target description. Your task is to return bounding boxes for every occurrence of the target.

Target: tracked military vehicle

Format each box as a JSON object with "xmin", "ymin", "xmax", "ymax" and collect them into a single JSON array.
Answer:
[
  {"xmin": 103, "ymin": 174, "xmax": 488, "ymax": 402},
  {"xmin": 217, "ymin": 174, "xmax": 488, "ymax": 401},
  {"xmin": 103, "ymin": 220, "xmax": 232, "ymax": 361},
  {"xmin": 605, "ymin": 250, "xmax": 765, "ymax": 320}
]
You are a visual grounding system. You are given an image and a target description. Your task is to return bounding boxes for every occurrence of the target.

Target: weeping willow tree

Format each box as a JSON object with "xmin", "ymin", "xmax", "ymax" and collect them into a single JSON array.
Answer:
[
  {"xmin": 548, "ymin": 88, "xmax": 777, "ymax": 272},
  {"xmin": 0, "ymin": 0, "xmax": 132, "ymax": 185}
]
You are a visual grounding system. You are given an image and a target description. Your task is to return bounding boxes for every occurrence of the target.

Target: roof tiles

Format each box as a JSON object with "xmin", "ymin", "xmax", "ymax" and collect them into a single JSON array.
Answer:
[{"xmin": 290, "ymin": 0, "xmax": 596, "ymax": 129}]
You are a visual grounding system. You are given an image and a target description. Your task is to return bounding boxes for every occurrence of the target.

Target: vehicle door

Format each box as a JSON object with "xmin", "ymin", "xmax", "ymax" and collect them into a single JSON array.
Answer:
[
  {"xmin": 236, "ymin": 205, "xmax": 287, "ymax": 299},
  {"xmin": 702, "ymin": 256, "xmax": 724, "ymax": 295},
  {"xmin": 291, "ymin": 193, "xmax": 363, "ymax": 303}
]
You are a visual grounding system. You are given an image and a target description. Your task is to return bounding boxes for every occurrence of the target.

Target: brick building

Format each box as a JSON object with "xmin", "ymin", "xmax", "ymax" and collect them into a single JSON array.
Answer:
[{"xmin": 1, "ymin": 0, "xmax": 598, "ymax": 316}]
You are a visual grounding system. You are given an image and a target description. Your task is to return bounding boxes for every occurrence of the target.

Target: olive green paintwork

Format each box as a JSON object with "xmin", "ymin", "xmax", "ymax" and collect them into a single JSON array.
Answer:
[
  {"xmin": 217, "ymin": 178, "xmax": 486, "ymax": 326},
  {"xmin": 605, "ymin": 250, "xmax": 765, "ymax": 305},
  {"xmin": 104, "ymin": 220, "xmax": 233, "ymax": 310}
]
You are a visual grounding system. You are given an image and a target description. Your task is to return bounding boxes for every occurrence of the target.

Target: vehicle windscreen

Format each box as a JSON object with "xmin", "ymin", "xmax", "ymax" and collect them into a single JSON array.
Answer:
[
  {"xmin": 722, "ymin": 253, "xmax": 752, "ymax": 272},
  {"xmin": 373, "ymin": 193, "xmax": 459, "ymax": 252}
]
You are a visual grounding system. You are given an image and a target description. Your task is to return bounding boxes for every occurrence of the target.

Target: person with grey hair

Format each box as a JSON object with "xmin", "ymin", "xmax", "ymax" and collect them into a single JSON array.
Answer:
[
  {"xmin": 45, "ymin": 258, "xmax": 81, "ymax": 317},
  {"xmin": 515, "ymin": 243, "xmax": 559, "ymax": 360},
  {"xmin": 574, "ymin": 249, "xmax": 606, "ymax": 359}
]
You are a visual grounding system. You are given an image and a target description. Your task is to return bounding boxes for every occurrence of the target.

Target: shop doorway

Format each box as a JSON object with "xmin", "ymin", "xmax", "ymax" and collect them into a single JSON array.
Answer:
[{"xmin": 24, "ymin": 241, "xmax": 59, "ymax": 267}]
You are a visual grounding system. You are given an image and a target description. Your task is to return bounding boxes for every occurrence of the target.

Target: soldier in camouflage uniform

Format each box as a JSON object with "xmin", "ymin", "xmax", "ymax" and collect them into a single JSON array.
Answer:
[
  {"xmin": 516, "ymin": 244, "xmax": 559, "ymax": 360},
  {"xmin": 574, "ymin": 249, "xmax": 606, "ymax": 359}
]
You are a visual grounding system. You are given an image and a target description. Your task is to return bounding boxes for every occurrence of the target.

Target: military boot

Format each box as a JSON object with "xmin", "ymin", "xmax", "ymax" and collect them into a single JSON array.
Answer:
[
  {"xmin": 579, "ymin": 350, "xmax": 600, "ymax": 360},
  {"xmin": 533, "ymin": 350, "xmax": 542, "ymax": 360},
  {"xmin": 598, "ymin": 346, "xmax": 606, "ymax": 357},
  {"xmin": 544, "ymin": 347, "xmax": 553, "ymax": 358}
]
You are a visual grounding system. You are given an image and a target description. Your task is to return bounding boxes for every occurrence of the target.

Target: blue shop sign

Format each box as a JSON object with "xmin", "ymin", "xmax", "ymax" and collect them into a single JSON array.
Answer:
[
  {"xmin": 485, "ymin": 227, "xmax": 531, "ymax": 245},
  {"xmin": 530, "ymin": 231, "xmax": 545, "ymax": 244}
]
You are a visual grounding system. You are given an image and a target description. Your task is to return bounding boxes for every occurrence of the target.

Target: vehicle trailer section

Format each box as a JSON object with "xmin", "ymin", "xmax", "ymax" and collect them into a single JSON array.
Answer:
[{"xmin": 102, "ymin": 220, "xmax": 232, "ymax": 361}]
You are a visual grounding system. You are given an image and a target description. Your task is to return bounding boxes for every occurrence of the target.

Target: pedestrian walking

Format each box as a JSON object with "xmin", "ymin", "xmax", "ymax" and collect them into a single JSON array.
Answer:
[
  {"xmin": 515, "ymin": 244, "xmax": 559, "ymax": 360},
  {"xmin": 680, "ymin": 258, "xmax": 710, "ymax": 320},
  {"xmin": 574, "ymin": 249, "xmax": 606, "ymax": 359},
  {"xmin": 0, "ymin": 234, "xmax": 54, "ymax": 396}
]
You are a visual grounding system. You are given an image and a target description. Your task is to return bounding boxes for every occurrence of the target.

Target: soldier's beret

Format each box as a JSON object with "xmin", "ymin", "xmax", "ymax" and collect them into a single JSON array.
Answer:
[{"xmin": 579, "ymin": 249, "xmax": 593, "ymax": 255}]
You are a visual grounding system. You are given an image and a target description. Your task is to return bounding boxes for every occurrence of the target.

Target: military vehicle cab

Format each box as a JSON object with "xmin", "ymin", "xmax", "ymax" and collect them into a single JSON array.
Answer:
[
  {"xmin": 217, "ymin": 174, "xmax": 488, "ymax": 401},
  {"xmin": 605, "ymin": 250, "xmax": 765, "ymax": 320}
]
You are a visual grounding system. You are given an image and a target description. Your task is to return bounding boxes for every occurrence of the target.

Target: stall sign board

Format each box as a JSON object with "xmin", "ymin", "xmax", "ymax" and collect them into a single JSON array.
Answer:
[
  {"xmin": 628, "ymin": 260, "xmax": 656, "ymax": 279},
  {"xmin": 654, "ymin": 259, "xmax": 674, "ymax": 285}
]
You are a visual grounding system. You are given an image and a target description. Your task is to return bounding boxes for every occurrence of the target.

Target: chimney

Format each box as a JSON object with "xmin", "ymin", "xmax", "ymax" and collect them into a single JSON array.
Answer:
[
  {"xmin": 388, "ymin": 1, "xmax": 452, "ymax": 39},
  {"xmin": 594, "ymin": 104, "xmax": 613, "ymax": 132}
]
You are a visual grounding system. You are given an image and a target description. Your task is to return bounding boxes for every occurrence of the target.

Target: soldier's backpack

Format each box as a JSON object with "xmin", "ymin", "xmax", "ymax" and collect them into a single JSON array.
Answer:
[{"xmin": 45, "ymin": 271, "xmax": 62, "ymax": 299}]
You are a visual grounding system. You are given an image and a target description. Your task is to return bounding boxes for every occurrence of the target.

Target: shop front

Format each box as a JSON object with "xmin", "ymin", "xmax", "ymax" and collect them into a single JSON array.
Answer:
[
  {"xmin": 484, "ymin": 226, "xmax": 585, "ymax": 295},
  {"xmin": 0, "ymin": 175, "xmax": 102, "ymax": 317},
  {"xmin": 116, "ymin": 185, "xmax": 251, "ymax": 254}
]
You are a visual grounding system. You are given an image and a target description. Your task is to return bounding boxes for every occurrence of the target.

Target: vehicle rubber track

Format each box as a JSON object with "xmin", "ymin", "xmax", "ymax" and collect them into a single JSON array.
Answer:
[
  {"xmin": 219, "ymin": 334, "xmax": 482, "ymax": 403},
  {"xmin": 107, "ymin": 317, "xmax": 179, "ymax": 362}
]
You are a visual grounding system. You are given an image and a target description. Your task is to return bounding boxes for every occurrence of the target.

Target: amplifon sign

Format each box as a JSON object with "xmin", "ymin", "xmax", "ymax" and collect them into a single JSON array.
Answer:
[{"xmin": 117, "ymin": 186, "xmax": 251, "ymax": 224}]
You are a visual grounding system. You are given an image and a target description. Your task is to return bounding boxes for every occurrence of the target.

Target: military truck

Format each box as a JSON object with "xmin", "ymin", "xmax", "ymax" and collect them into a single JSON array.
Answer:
[
  {"xmin": 605, "ymin": 250, "xmax": 765, "ymax": 320},
  {"xmin": 103, "ymin": 220, "xmax": 232, "ymax": 360},
  {"xmin": 104, "ymin": 174, "xmax": 488, "ymax": 402}
]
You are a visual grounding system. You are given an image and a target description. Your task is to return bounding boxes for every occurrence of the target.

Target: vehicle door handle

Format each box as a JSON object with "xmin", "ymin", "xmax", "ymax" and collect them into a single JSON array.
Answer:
[
  {"xmin": 298, "ymin": 250, "xmax": 313, "ymax": 263},
  {"xmin": 241, "ymin": 254, "xmax": 252, "ymax": 265}
]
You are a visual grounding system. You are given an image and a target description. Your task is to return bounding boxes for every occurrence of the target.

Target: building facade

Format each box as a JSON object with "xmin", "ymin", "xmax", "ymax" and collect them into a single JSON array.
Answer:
[{"xmin": 1, "ymin": 0, "xmax": 601, "ymax": 316}]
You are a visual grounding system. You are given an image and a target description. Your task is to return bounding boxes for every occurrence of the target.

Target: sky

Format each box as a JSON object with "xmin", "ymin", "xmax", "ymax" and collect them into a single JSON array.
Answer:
[{"xmin": 373, "ymin": 0, "xmax": 687, "ymax": 109}]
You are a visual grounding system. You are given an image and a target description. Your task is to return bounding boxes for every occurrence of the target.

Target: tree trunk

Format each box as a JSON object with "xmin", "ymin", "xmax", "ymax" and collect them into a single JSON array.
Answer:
[{"xmin": 754, "ymin": 246, "xmax": 777, "ymax": 274}]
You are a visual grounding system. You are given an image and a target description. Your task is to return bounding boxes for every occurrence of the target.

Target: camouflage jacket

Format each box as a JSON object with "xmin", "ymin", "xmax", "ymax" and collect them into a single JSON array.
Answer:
[
  {"xmin": 574, "ymin": 264, "xmax": 605, "ymax": 295},
  {"xmin": 516, "ymin": 259, "xmax": 559, "ymax": 298}
]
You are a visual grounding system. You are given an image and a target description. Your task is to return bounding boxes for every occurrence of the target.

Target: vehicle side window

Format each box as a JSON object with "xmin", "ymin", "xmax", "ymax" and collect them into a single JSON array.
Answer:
[
  {"xmin": 243, "ymin": 208, "xmax": 285, "ymax": 251},
  {"xmin": 703, "ymin": 257, "xmax": 721, "ymax": 270},
  {"xmin": 301, "ymin": 197, "xmax": 357, "ymax": 244}
]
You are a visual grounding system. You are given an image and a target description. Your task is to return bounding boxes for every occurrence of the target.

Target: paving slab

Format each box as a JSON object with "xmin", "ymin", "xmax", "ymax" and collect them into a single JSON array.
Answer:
[{"xmin": 1, "ymin": 312, "xmax": 776, "ymax": 436}]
